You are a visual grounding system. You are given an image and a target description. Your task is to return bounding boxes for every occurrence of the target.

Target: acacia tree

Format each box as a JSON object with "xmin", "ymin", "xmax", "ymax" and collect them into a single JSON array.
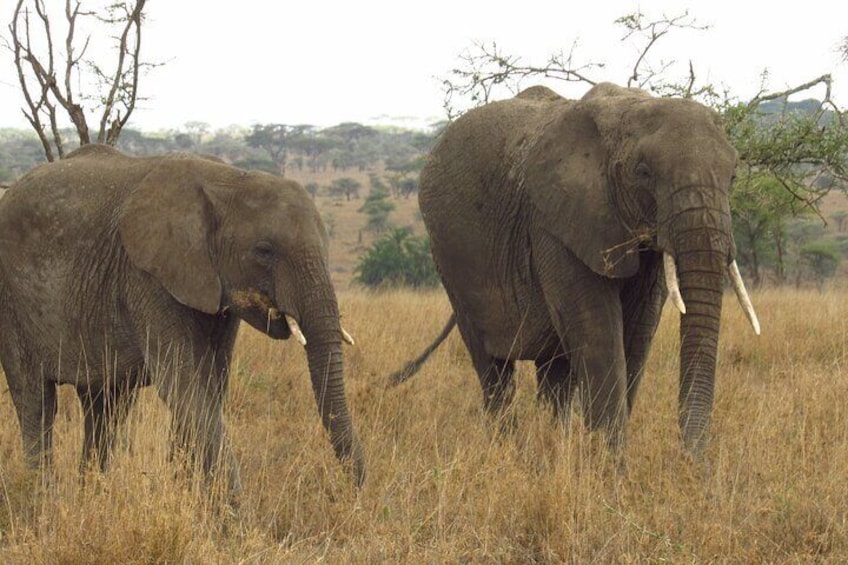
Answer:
[
  {"xmin": 7, "ymin": 0, "xmax": 151, "ymax": 161},
  {"xmin": 245, "ymin": 124, "xmax": 316, "ymax": 176},
  {"xmin": 440, "ymin": 11, "xmax": 848, "ymax": 286}
]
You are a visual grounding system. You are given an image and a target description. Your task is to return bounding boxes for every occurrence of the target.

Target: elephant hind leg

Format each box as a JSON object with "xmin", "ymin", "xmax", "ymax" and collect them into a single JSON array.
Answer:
[
  {"xmin": 535, "ymin": 354, "xmax": 576, "ymax": 420},
  {"xmin": 2, "ymin": 342, "xmax": 58, "ymax": 469},
  {"xmin": 454, "ymin": 314, "xmax": 517, "ymax": 415},
  {"xmin": 478, "ymin": 357, "xmax": 516, "ymax": 415},
  {"xmin": 9, "ymin": 376, "xmax": 58, "ymax": 469}
]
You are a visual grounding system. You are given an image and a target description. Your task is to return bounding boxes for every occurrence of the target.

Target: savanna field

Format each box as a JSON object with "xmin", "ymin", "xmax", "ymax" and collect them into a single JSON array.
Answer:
[{"xmin": 1, "ymin": 192, "xmax": 847, "ymax": 563}]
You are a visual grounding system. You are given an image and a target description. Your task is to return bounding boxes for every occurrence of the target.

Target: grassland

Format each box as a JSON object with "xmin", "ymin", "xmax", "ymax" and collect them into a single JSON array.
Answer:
[
  {"xmin": 2, "ymin": 182, "xmax": 848, "ymax": 562},
  {"xmin": 0, "ymin": 286, "xmax": 847, "ymax": 563}
]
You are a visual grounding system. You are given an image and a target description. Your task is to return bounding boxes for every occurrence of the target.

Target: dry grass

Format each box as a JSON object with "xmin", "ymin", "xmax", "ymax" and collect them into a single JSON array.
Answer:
[{"xmin": 1, "ymin": 287, "xmax": 847, "ymax": 563}]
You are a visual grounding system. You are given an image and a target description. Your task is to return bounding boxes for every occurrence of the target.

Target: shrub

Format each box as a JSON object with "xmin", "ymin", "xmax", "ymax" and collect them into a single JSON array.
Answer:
[{"xmin": 354, "ymin": 228, "xmax": 439, "ymax": 289}]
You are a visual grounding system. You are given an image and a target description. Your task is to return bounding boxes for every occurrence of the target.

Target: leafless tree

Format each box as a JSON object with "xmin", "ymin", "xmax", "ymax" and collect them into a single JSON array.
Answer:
[
  {"xmin": 7, "ymin": 0, "xmax": 151, "ymax": 161},
  {"xmin": 441, "ymin": 11, "xmax": 709, "ymax": 118}
]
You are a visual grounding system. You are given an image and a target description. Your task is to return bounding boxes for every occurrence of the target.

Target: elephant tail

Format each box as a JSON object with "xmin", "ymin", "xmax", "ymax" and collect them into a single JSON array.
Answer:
[{"xmin": 388, "ymin": 313, "xmax": 456, "ymax": 386}]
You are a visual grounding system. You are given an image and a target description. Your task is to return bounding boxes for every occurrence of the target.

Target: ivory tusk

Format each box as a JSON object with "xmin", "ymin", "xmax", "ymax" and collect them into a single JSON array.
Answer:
[
  {"xmin": 285, "ymin": 314, "xmax": 307, "ymax": 346},
  {"xmin": 663, "ymin": 253, "xmax": 687, "ymax": 314},
  {"xmin": 341, "ymin": 327, "xmax": 355, "ymax": 346},
  {"xmin": 728, "ymin": 260, "xmax": 761, "ymax": 336}
]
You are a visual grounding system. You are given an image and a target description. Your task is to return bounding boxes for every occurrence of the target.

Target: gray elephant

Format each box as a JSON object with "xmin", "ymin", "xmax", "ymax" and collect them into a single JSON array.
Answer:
[
  {"xmin": 0, "ymin": 145, "xmax": 364, "ymax": 495},
  {"xmin": 392, "ymin": 83, "xmax": 759, "ymax": 457}
]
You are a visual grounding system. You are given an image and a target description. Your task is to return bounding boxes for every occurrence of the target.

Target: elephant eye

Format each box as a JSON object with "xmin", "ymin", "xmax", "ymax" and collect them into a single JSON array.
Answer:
[
  {"xmin": 252, "ymin": 241, "xmax": 276, "ymax": 263},
  {"xmin": 635, "ymin": 162, "xmax": 652, "ymax": 180}
]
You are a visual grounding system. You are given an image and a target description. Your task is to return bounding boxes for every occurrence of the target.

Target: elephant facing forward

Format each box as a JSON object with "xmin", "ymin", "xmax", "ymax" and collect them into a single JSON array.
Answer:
[
  {"xmin": 0, "ymin": 145, "xmax": 364, "ymax": 495},
  {"xmin": 393, "ymin": 83, "xmax": 759, "ymax": 457}
]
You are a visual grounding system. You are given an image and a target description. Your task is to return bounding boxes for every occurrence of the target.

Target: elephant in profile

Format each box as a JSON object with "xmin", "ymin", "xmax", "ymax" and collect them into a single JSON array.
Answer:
[
  {"xmin": 392, "ymin": 83, "xmax": 759, "ymax": 457},
  {"xmin": 0, "ymin": 145, "xmax": 364, "ymax": 495}
]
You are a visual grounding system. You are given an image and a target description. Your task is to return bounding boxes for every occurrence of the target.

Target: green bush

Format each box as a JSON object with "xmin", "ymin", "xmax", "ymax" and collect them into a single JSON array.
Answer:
[
  {"xmin": 799, "ymin": 240, "xmax": 842, "ymax": 291},
  {"xmin": 354, "ymin": 228, "xmax": 440, "ymax": 289},
  {"xmin": 358, "ymin": 187, "xmax": 395, "ymax": 233}
]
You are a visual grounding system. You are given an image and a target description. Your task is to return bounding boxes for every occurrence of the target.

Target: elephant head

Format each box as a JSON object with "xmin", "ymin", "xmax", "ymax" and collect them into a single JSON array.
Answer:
[
  {"xmin": 118, "ymin": 160, "xmax": 365, "ymax": 484},
  {"xmin": 524, "ymin": 83, "xmax": 759, "ymax": 455}
]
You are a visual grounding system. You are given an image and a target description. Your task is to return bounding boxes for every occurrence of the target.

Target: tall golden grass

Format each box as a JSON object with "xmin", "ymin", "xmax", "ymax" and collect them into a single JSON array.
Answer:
[{"xmin": 0, "ymin": 287, "xmax": 846, "ymax": 562}]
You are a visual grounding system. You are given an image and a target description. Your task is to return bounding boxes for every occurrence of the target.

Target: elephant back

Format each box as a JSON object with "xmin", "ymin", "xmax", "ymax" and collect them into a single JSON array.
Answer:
[{"xmin": 421, "ymin": 92, "xmax": 570, "ymax": 207}]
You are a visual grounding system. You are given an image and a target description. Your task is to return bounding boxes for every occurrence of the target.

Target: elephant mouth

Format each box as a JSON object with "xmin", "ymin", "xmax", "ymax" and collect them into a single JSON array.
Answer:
[
  {"xmin": 228, "ymin": 289, "xmax": 298, "ymax": 341},
  {"xmin": 226, "ymin": 290, "xmax": 354, "ymax": 346},
  {"xmin": 662, "ymin": 252, "xmax": 760, "ymax": 335}
]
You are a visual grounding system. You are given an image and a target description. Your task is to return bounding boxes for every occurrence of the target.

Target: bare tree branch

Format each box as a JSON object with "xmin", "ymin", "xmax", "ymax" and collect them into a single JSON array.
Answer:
[
  {"xmin": 441, "ymin": 40, "xmax": 602, "ymax": 119},
  {"xmin": 10, "ymin": 0, "xmax": 55, "ymax": 159},
  {"xmin": 7, "ymin": 0, "xmax": 153, "ymax": 160},
  {"xmin": 440, "ymin": 11, "xmax": 710, "ymax": 118},
  {"xmin": 747, "ymin": 75, "xmax": 833, "ymax": 110},
  {"xmin": 98, "ymin": 0, "xmax": 146, "ymax": 144},
  {"xmin": 615, "ymin": 10, "xmax": 709, "ymax": 90}
]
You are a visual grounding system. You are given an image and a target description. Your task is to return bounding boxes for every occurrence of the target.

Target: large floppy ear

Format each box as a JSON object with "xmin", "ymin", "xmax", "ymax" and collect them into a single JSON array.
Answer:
[
  {"xmin": 118, "ymin": 163, "xmax": 222, "ymax": 314},
  {"xmin": 523, "ymin": 99, "xmax": 640, "ymax": 278}
]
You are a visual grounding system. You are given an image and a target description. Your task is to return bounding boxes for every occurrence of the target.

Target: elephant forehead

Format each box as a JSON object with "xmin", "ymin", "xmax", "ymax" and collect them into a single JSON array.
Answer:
[{"xmin": 628, "ymin": 99, "xmax": 723, "ymax": 137}]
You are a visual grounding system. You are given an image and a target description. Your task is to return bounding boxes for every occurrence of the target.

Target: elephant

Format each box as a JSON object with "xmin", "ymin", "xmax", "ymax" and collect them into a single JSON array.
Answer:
[
  {"xmin": 391, "ymin": 83, "xmax": 760, "ymax": 458},
  {"xmin": 0, "ymin": 144, "xmax": 364, "ymax": 495}
]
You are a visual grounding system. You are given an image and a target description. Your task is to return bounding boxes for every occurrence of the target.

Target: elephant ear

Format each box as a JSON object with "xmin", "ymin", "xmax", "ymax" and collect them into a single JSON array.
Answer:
[
  {"xmin": 118, "ymin": 163, "xmax": 222, "ymax": 314},
  {"xmin": 523, "ymin": 102, "xmax": 639, "ymax": 278}
]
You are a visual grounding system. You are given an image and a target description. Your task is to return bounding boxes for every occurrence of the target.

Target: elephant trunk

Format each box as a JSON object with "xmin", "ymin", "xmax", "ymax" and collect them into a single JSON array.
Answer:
[
  {"xmin": 293, "ymin": 264, "xmax": 365, "ymax": 486},
  {"xmin": 677, "ymin": 255, "xmax": 723, "ymax": 456},
  {"xmin": 670, "ymin": 217, "xmax": 726, "ymax": 457}
]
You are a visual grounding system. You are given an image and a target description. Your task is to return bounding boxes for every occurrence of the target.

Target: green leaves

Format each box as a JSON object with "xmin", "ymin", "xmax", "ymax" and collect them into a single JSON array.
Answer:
[
  {"xmin": 354, "ymin": 228, "xmax": 440, "ymax": 289},
  {"xmin": 358, "ymin": 188, "xmax": 396, "ymax": 233}
]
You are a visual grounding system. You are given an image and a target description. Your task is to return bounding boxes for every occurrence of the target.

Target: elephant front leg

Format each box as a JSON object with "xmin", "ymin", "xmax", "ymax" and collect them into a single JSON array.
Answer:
[
  {"xmin": 575, "ymin": 343, "xmax": 629, "ymax": 451},
  {"xmin": 620, "ymin": 251, "xmax": 666, "ymax": 413},
  {"xmin": 536, "ymin": 245, "xmax": 629, "ymax": 450},
  {"xmin": 76, "ymin": 379, "xmax": 140, "ymax": 472},
  {"xmin": 152, "ymin": 345, "xmax": 242, "ymax": 500}
]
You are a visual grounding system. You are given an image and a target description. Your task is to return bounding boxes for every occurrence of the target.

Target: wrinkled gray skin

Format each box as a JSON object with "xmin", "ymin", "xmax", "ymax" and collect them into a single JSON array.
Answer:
[
  {"xmin": 395, "ymin": 83, "xmax": 743, "ymax": 457},
  {"xmin": 0, "ymin": 145, "xmax": 364, "ymax": 494}
]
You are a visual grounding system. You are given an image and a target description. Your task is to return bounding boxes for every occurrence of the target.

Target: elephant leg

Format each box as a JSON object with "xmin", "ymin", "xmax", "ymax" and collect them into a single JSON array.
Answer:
[
  {"xmin": 150, "ymin": 335, "xmax": 241, "ymax": 499},
  {"xmin": 535, "ymin": 236, "xmax": 629, "ymax": 449},
  {"xmin": 570, "ymin": 337, "xmax": 628, "ymax": 450},
  {"xmin": 3, "ymin": 353, "xmax": 58, "ymax": 469},
  {"xmin": 620, "ymin": 252, "xmax": 666, "ymax": 413},
  {"xmin": 76, "ymin": 379, "xmax": 140, "ymax": 472},
  {"xmin": 77, "ymin": 385, "xmax": 108, "ymax": 471},
  {"xmin": 478, "ymin": 357, "xmax": 516, "ymax": 415},
  {"xmin": 455, "ymin": 313, "xmax": 516, "ymax": 414},
  {"xmin": 535, "ymin": 353, "xmax": 576, "ymax": 420}
]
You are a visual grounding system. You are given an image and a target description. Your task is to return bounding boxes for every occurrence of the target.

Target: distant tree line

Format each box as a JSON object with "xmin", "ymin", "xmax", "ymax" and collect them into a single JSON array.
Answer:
[
  {"xmin": 0, "ymin": 121, "xmax": 441, "ymax": 186},
  {"xmin": 5, "ymin": 3, "xmax": 848, "ymax": 290}
]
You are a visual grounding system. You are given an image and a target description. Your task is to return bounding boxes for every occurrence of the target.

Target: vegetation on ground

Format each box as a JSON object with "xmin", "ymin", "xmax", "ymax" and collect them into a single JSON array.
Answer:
[
  {"xmin": 354, "ymin": 228, "xmax": 439, "ymax": 289},
  {"xmin": 0, "ymin": 288, "xmax": 846, "ymax": 562}
]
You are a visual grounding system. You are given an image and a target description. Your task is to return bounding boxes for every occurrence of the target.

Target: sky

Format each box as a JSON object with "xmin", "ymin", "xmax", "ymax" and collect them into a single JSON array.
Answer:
[{"xmin": 0, "ymin": 1, "xmax": 846, "ymax": 133}]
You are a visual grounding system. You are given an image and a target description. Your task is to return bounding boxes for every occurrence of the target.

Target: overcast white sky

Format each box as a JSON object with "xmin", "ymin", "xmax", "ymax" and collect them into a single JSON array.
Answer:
[{"xmin": 1, "ymin": 1, "xmax": 846, "ymax": 132}]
